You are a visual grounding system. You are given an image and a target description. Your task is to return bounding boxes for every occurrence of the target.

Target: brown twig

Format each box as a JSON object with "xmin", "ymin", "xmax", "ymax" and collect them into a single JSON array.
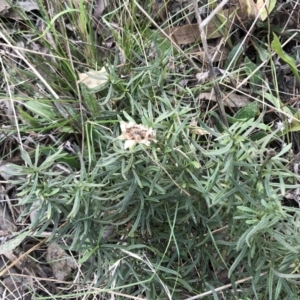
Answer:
[
  {"xmin": 184, "ymin": 272, "xmax": 267, "ymax": 299},
  {"xmin": 0, "ymin": 238, "xmax": 46, "ymax": 278},
  {"xmin": 192, "ymin": 0, "xmax": 229, "ymax": 127}
]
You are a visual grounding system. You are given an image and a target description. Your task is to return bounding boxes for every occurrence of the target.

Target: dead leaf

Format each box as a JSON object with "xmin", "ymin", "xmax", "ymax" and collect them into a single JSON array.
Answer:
[
  {"xmin": 0, "ymin": 99, "xmax": 16, "ymax": 125},
  {"xmin": 285, "ymin": 188, "xmax": 300, "ymax": 207},
  {"xmin": 256, "ymin": 0, "xmax": 276, "ymax": 21},
  {"xmin": 1, "ymin": 247, "xmax": 59, "ymax": 295},
  {"xmin": 17, "ymin": 0, "xmax": 39, "ymax": 11},
  {"xmin": 0, "ymin": 206, "xmax": 17, "ymax": 233},
  {"xmin": 196, "ymin": 68, "xmax": 235, "ymax": 85},
  {"xmin": 165, "ymin": 8, "xmax": 235, "ymax": 45},
  {"xmin": 238, "ymin": 0, "xmax": 277, "ymax": 21},
  {"xmin": 0, "ymin": 162, "xmax": 22, "ymax": 180},
  {"xmin": 166, "ymin": 23, "xmax": 200, "ymax": 45},
  {"xmin": 117, "ymin": 44, "xmax": 126, "ymax": 65},
  {"xmin": 238, "ymin": 0, "xmax": 258, "ymax": 20},
  {"xmin": 2, "ymin": 273, "xmax": 33, "ymax": 297},
  {"xmin": 77, "ymin": 67, "xmax": 108, "ymax": 89},
  {"xmin": 93, "ymin": 0, "xmax": 108, "ymax": 19},
  {"xmin": 3, "ymin": 0, "xmax": 39, "ymax": 20},
  {"xmin": 46, "ymin": 242, "xmax": 77, "ymax": 281},
  {"xmin": 196, "ymin": 71, "xmax": 210, "ymax": 84},
  {"xmin": 0, "ymin": 0, "xmax": 10, "ymax": 14},
  {"xmin": 197, "ymin": 91, "xmax": 251, "ymax": 108}
]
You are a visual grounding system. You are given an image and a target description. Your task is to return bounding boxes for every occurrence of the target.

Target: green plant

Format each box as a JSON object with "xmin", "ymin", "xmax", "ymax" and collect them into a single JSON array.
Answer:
[{"xmin": 1, "ymin": 0, "xmax": 300, "ymax": 299}]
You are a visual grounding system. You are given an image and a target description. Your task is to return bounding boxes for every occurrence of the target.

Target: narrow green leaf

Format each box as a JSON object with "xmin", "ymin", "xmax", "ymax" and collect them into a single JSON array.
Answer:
[
  {"xmin": 244, "ymin": 57, "xmax": 263, "ymax": 86},
  {"xmin": 256, "ymin": 91, "xmax": 282, "ymax": 110},
  {"xmin": 18, "ymin": 107, "xmax": 40, "ymax": 127},
  {"xmin": 79, "ymin": 247, "xmax": 98, "ymax": 264},
  {"xmin": 272, "ymin": 268, "xmax": 300, "ymax": 279},
  {"xmin": 23, "ymin": 100, "xmax": 56, "ymax": 119},
  {"xmin": 200, "ymin": 140, "xmax": 233, "ymax": 156},
  {"xmin": 224, "ymin": 42, "xmax": 244, "ymax": 69},
  {"xmin": 237, "ymin": 206, "xmax": 257, "ymax": 214},
  {"xmin": 271, "ymin": 33, "xmax": 300, "ymax": 84}
]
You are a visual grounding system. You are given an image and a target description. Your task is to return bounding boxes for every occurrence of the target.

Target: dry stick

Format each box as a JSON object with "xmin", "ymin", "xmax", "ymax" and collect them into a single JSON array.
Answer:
[
  {"xmin": 221, "ymin": 29, "xmax": 298, "ymax": 98},
  {"xmin": 0, "ymin": 25, "xmax": 59, "ymax": 100},
  {"xmin": 136, "ymin": 0, "xmax": 229, "ymax": 125},
  {"xmin": 9, "ymin": 272, "xmax": 147, "ymax": 300},
  {"xmin": 63, "ymin": 19, "xmax": 85, "ymax": 155},
  {"xmin": 133, "ymin": 0, "xmax": 201, "ymax": 72},
  {"xmin": 0, "ymin": 237, "xmax": 46, "ymax": 278},
  {"xmin": 11, "ymin": 274, "xmax": 145, "ymax": 300},
  {"xmin": 184, "ymin": 272, "xmax": 267, "ymax": 300},
  {"xmin": 0, "ymin": 42, "xmax": 89, "ymax": 66},
  {"xmin": 0, "ymin": 57, "xmax": 23, "ymax": 150},
  {"xmin": 192, "ymin": 0, "xmax": 229, "ymax": 127},
  {"xmin": 199, "ymin": 0, "xmax": 229, "ymax": 31},
  {"xmin": 134, "ymin": 0, "xmax": 229, "ymax": 127},
  {"xmin": 0, "ymin": 221, "xmax": 67, "ymax": 278}
]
